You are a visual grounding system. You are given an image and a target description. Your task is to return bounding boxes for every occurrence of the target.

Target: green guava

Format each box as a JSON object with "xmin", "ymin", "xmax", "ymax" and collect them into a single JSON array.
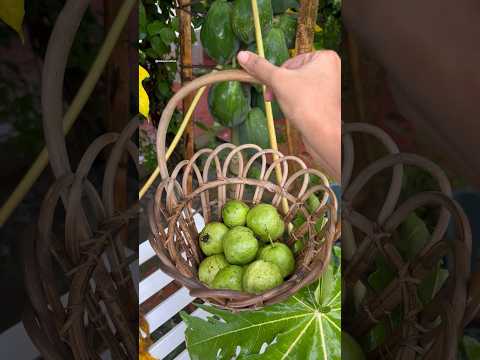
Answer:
[
  {"xmin": 246, "ymin": 203, "xmax": 285, "ymax": 242},
  {"xmin": 222, "ymin": 200, "xmax": 250, "ymax": 227},
  {"xmin": 258, "ymin": 242, "xmax": 295, "ymax": 277},
  {"xmin": 199, "ymin": 222, "xmax": 229, "ymax": 256},
  {"xmin": 212, "ymin": 265, "xmax": 244, "ymax": 291},
  {"xmin": 223, "ymin": 226, "xmax": 259, "ymax": 265},
  {"xmin": 198, "ymin": 254, "xmax": 229, "ymax": 286},
  {"xmin": 256, "ymin": 243, "xmax": 267, "ymax": 259},
  {"xmin": 243, "ymin": 260, "xmax": 284, "ymax": 294}
]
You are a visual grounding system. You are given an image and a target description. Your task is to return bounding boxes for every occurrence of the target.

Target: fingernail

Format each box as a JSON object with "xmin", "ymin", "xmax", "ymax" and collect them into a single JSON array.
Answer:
[{"xmin": 237, "ymin": 51, "xmax": 249, "ymax": 63}]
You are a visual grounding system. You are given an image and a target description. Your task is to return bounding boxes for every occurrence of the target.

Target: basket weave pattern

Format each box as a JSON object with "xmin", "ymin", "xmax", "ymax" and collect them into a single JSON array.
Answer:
[
  {"xmin": 22, "ymin": 120, "xmax": 139, "ymax": 359},
  {"xmin": 342, "ymin": 123, "xmax": 471, "ymax": 359},
  {"xmin": 149, "ymin": 143, "xmax": 340, "ymax": 309}
]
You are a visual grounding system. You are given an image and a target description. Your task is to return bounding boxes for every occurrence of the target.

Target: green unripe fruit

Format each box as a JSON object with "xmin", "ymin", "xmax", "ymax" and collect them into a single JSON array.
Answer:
[
  {"xmin": 275, "ymin": 14, "xmax": 297, "ymax": 49},
  {"xmin": 199, "ymin": 222, "xmax": 229, "ymax": 256},
  {"xmin": 243, "ymin": 260, "xmax": 283, "ymax": 294},
  {"xmin": 212, "ymin": 265, "xmax": 244, "ymax": 291},
  {"xmin": 208, "ymin": 81, "xmax": 251, "ymax": 127},
  {"xmin": 256, "ymin": 243, "xmax": 267, "ymax": 259},
  {"xmin": 258, "ymin": 242, "xmax": 295, "ymax": 277},
  {"xmin": 232, "ymin": 0, "xmax": 273, "ymax": 44},
  {"xmin": 223, "ymin": 226, "xmax": 259, "ymax": 265},
  {"xmin": 200, "ymin": 0, "xmax": 239, "ymax": 64},
  {"xmin": 198, "ymin": 255, "xmax": 229, "ymax": 286},
  {"xmin": 246, "ymin": 203, "xmax": 285, "ymax": 242},
  {"xmin": 222, "ymin": 200, "xmax": 250, "ymax": 227}
]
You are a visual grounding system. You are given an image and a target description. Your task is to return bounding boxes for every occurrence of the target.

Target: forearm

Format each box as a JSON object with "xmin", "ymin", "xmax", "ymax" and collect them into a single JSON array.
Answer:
[{"xmin": 293, "ymin": 106, "xmax": 341, "ymax": 182}]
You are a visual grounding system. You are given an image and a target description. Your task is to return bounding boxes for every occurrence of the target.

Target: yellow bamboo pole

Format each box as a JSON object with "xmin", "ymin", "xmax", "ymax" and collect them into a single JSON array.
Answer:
[
  {"xmin": 139, "ymin": 86, "xmax": 206, "ymax": 199},
  {"xmin": 250, "ymin": 0, "xmax": 289, "ymax": 215}
]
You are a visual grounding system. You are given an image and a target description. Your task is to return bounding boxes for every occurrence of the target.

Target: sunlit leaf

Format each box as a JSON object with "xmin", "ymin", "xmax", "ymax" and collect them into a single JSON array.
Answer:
[
  {"xmin": 139, "ymin": 65, "xmax": 150, "ymax": 119},
  {"xmin": 0, "ymin": 0, "xmax": 24, "ymax": 39}
]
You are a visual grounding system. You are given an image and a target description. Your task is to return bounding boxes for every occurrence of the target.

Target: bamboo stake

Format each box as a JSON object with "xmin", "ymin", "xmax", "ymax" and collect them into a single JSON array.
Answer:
[
  {"xmin": 0, "ymin": 0, "xmax": 136, "ymax": 227},
  {"xmin": 250, "ymin": 0, "xmax": 289, "ymax": 215},
  {"xmin": 139, "ymin": 86, "xmax": 206, "ymax": 199},
  {"xmin": 178, "ymin": 0, "xmax": 195, "ymax": 192}
]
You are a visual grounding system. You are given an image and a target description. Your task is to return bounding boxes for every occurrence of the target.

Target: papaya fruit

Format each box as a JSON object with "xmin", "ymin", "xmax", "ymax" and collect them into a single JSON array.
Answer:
[
  {"xmin": 200, "ymin": 0, "xmax": 239, "ymax": 64},
  {"xmin": 238, "ymin": 107, "xmax": 270, "ymax": 149},
  {"xmin": 248, "ymin": 28, "xmax": 289, "ymax": 66},
  {"xmin": 208, "ymin": 81, "xmax": 251, "ymax": 127},
  {"xmin": 232, "ymin": 0, "xmax": 273, "ymax": 44},
  {"xmin": 252, "ymin": 88, "xmax": 284, "ymax": 120},
  {"xmin": 274, "ymin": 13, "xmax": 297, "ymax": 49}
]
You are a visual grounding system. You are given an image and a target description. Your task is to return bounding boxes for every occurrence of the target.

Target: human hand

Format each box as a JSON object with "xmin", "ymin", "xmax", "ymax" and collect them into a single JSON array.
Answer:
[{"xmin": 237, "ymin": 50, "xmax": 341, "ymax": 181}]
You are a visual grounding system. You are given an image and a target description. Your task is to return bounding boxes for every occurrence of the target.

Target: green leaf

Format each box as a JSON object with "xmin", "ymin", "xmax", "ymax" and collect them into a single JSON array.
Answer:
[
  {"xmin": 183, "ymin": 249, "xmax": 341, "ymax": 360},
  {"xmin": 159, "ymin": 27, "xmax": 176, "ymax": 45},
  {"xmin": 418, "ymin": 263, "xmax": 449, "ymax": 303},
  {"xmin": 367, "ymin": 256, "xmax": 395, "ymax": 292},
  {"xmin": 147, "ymin": 20, "xmax": 165, "ymax": 36},
  {"xmin": 156, "ymin": 80, "xmax": 171, "ymax": 98},
  {"xmin": 342, "ymin": 331, "xmax": 366, "ymax": 360},
  {"xmin": 315, "ymin": 15, "xmax": 341, "ymax": 51},
  {"xmin": 171, "ymin": 16, "xmax": 180, "ymax": 32},
  {"xmin": 0, "ymin": 0, "xmax": 24, "ymax": 39},
  {"xmin": 398, "ymin": 212, "xmax": 430, "ymax": 260},
  {"xmin": 150, "ymin": 36, "xmax": 169, "ymax": 56},
  {"xmin": 463, "ymin": 336, "xmax": 480, "ymax": 360}
]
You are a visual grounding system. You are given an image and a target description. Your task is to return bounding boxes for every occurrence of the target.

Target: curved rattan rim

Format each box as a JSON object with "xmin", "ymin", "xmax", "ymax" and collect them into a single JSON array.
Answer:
[{"xmin": 156, "ymin": 69, "xmax": 261, "ymax": 180}]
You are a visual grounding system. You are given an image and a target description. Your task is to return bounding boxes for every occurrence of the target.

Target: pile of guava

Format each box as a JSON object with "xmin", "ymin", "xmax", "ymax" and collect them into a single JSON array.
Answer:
[{"xmin": 197, "ymin": 199, "xmax": 298, "ymax": 294}]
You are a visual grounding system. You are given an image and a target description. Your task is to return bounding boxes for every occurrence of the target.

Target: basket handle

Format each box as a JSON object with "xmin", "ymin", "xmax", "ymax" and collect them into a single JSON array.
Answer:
[{"xmin": 156, "ymin": 69, "xmax": 261, "ymax": 180}]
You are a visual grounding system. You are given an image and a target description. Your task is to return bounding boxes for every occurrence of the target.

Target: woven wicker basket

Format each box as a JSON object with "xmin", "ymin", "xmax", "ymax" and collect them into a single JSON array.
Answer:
[
  {"xmin": 342, "ymin": 123, "xmax": 471, "ymax": 359},
  {"xmin": 22, "ymin": 119, "xmax": 140, "ymax": 359},
  {"xmin": 148, "ymin": 70, "xmax": 340, "ymax": 310}
]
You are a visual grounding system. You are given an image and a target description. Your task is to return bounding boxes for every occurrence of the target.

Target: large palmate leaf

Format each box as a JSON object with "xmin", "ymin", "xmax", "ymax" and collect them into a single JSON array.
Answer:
[{"xmin": 182, "ymin": 248, "xmax": 341, "ymax": 360}]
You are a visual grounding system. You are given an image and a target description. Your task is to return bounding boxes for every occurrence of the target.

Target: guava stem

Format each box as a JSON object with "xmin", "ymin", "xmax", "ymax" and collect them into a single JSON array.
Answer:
[{"xmin": 268, "ymin": 234, "xmax": 274, "ymax": 246}]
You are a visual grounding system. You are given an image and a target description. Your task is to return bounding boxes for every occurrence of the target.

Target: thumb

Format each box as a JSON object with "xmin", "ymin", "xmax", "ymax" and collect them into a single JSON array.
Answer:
[{"xmin": 237, "ymin": 51, "xmax": 278, "ymax": 87}]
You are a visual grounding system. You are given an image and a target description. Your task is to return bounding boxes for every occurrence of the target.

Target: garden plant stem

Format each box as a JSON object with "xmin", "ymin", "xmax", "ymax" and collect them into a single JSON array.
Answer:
[{"xmin": 250, "ymin": 0, "xmax": 289, "ymax": 216}]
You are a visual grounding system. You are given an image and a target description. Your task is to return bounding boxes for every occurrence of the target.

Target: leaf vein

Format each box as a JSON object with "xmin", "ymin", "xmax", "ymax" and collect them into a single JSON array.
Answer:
[
  {"xmin": 189, "ymin": 313, "xmax": 311, "ymax": 347},
  {"xmin": 280, "ymin": 315, "xmax": 316, "ymax": 360}
]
